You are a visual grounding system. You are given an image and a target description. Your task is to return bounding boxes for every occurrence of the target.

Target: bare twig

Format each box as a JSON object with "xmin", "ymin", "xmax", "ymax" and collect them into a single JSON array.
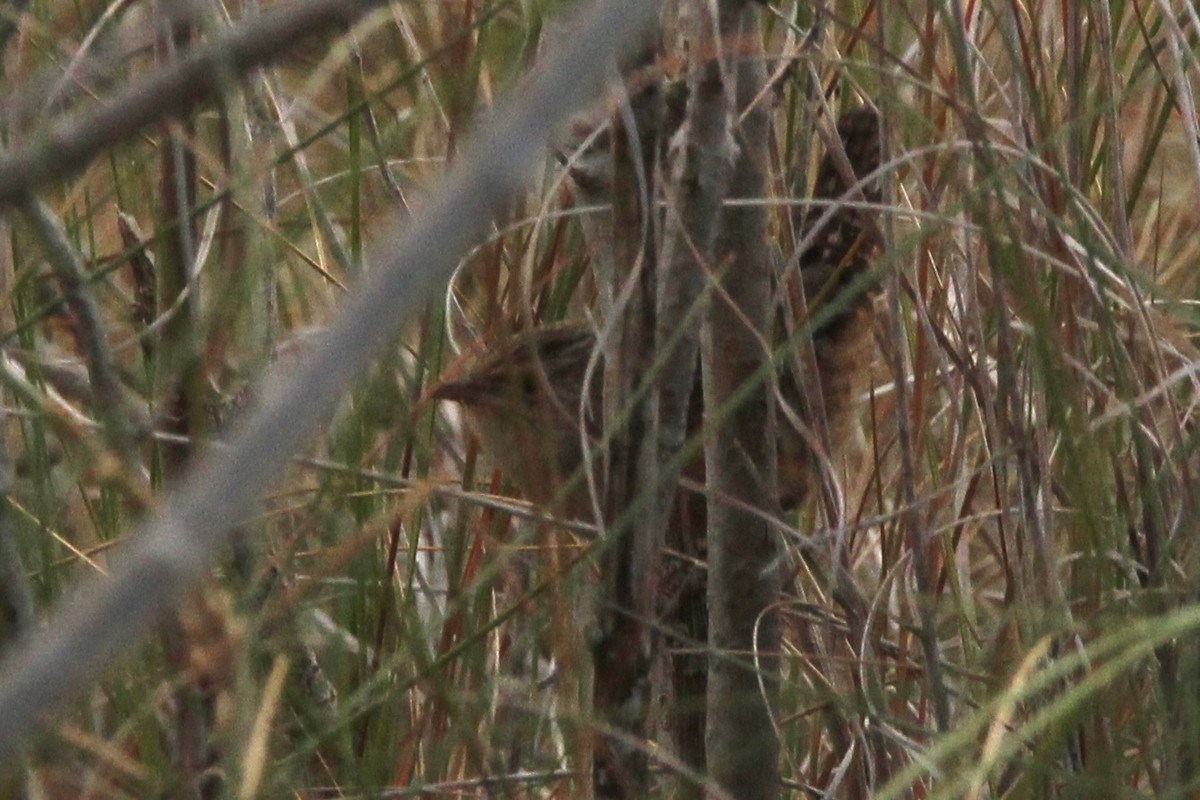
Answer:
[
  {"xmin": 15, "ymin": 195, "xmax": 140, "ymax": 468},
  {"xmin": 0, "ymin": 0, "xmax": 386, "ymax": 207}
]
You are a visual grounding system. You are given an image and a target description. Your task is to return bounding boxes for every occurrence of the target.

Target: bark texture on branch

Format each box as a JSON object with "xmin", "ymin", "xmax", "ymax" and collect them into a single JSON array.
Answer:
[{"xmin": 702, "ymin": 7, "xmax": 780, "ymax": 800}]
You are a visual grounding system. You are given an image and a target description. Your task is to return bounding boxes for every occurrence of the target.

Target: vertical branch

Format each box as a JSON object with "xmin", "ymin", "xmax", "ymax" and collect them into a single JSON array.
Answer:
[
  {"xmin": 209, "ymin": 50, "xmax": 282, "ymax": 597},
  {"xmin": 591, "ymin": 45, "xmax": 664, "ymax": 799},
  {"xmin": 654, "ymin": 0, "xmax": 741, "ymax": 789},
  {"xmin": 0, "ymin": 216, "xmax": 35, "ymax": 648},
  {"xmin": 702, "ymin": 6, "xmax": 779, "ymax": 799},
  {"xmin": 154, "ymin": 10, "xmax": 213, "ymax": 800},
  {"xmin": 16, "ymin": 197, "xmax": 140, "ymax": 468},
  {"xmin": 156, "ymin": 7, "xmax": 201, "ymax": 477}
]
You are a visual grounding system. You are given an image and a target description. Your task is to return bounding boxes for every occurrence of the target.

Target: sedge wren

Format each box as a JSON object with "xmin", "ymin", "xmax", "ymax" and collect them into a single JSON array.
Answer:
[{"xmin": 434, "ymin": 107, "xmax": 882, "ymax": 515}]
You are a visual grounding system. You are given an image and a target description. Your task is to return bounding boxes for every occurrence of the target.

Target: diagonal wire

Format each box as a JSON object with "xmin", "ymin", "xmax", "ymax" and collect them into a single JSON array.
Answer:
[{"xmin": 0, "ymin": 0, "xmax": 662, "ymax": 766}]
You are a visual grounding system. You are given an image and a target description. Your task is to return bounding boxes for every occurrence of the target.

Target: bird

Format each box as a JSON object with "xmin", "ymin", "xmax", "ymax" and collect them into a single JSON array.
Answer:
[
  {"xmin": 431, "ymin": 323, "xmax": 606, "ymax": 515},
  {"xmin": 432, "ymin": 107, "xmax": 883, "ymax": 787},
  {"xmin": 432, "ymin": 107, "xmax": 882, "ymax": 518}
]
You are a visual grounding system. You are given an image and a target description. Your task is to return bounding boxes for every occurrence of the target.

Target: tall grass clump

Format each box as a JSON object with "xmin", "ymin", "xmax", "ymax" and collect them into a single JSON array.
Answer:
[{"xmin": 0, "ymin": 1, "xmax": 1197, "ymax": 798}]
